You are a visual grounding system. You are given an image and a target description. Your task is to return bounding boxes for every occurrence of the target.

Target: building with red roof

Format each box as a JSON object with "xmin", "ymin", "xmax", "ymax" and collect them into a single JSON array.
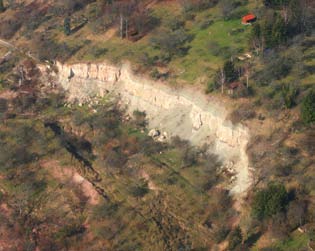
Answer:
[{"xmin": 242, "ymin": 14, "xmax": 256, "ymax": 25}]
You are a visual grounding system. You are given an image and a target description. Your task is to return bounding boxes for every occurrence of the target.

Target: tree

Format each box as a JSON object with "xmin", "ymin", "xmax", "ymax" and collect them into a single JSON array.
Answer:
[
  {"xmin": 252, "ymin": 183, "xmax": 289, "ymax": 220},
  {"xmin": 223, "ymin": 60, "xmax": 237, "ymax": 83},
  {"xmin": 150, "ymin": 28, "xmax": 191, "ymax": 58},
  {"xmin": 281, "ymin": 83, "xmax": 298, "ymax": 109},
  {"xmin": 301, "ymin": 90, "xmax": 315, "ymax": 124},
  {"xmin": 250, "ymin": 23, "xmax": 264, "ymax": 52},
  {"xmin": 271, "ymin": 14, "xmax": 287, "ymax": 45},
  {"xmin": 228, "ymin": 226, "xmax": 242, "ymax": 250},
  {"xmin": 64, "ymin": 17, "xmax": 71, "ymax": 36},
  {"xmin": 0, "ymin": 0, "xmax": 4, "ymax": 12},
  {"xmin": 213, "ymin": 62, "xmax": 236, "ymax": 93}
]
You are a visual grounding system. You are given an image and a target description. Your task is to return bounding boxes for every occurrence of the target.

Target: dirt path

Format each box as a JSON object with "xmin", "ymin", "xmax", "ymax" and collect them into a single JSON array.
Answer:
[
  {"xmin": 0, "ymin": 39, "xmax": 14, "ymax": 50},
  {"xmin": 0, "ymin": 38, "xmax": 40, "ymax": 62}
]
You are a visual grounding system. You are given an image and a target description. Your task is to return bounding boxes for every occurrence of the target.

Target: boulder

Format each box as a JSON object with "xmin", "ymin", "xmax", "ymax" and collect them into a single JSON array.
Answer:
[{"xmin": 148, "ymin": 129, "xmax": 160, "ymax": 138}]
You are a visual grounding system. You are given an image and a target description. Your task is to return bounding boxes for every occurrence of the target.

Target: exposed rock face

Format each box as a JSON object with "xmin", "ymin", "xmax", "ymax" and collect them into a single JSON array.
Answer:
[{"xmin": 45, "ymin": 61, "xmax": 252, "ymax": 196}]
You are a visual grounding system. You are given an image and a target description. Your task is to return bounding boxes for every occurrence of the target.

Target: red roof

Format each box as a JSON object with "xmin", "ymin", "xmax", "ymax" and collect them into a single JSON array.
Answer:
[{"xmin": 242, "ymin": 14, "xmax": 256, "ymax": 23}]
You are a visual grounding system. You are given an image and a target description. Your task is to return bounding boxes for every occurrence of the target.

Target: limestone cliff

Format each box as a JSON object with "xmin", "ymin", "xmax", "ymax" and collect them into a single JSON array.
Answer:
[{"xmin": 43, "ymin": 61, "xmax": 252, "ymax": 196}]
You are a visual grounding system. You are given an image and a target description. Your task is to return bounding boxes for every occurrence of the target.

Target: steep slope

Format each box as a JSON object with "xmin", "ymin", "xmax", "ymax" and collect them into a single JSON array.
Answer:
[{"xmin": 41, "ymin": 61, "xmax": 252, "ymax": 196}]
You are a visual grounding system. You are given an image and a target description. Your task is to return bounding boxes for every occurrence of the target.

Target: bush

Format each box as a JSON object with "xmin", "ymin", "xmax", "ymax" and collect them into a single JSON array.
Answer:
[
  {"xmin": 0, "ymin": 19, "xmax": 22, "ymax": 39},
  {"xmin": 182, "ymin": 146, "xmax": 198, "ymax": 167},
  {"xmin": 301, "ymin": 90, "xmax": 315, "ymax": 124},
  {"xmin": 252, "ymin": 183, "xmax": 289, "ymax": 220},
  {"xmin": 164, "ymin": 16, "xmax": 185, "ymax": 31},
  {"xmin": 133, "ymin": 110, "xmax": 147, "ymax": 127},
  {"xmin": 228, "ymin": 226, "xmax": 243, "ymax": 250},
  {"xmin": 256, "ymin": 55, "xmax": 293, "ymax": 86},
  {"xmin": 93, "ymin": 202, "xmax": 119, "ymax": 219},
  {"xmin": 213, "ymin": 226, "xmax": 230, "ymax": 243},
  {"xmin": 140, "ymin": 137, "xmax": 165, "ymax": 155},
  {"xmin": 198, "ymin": 19, "xmax": 214, "ymax": 29},
  {"xmin": 34, "ymin": 36, "xmax": 84, "ymax": 62},
  {"xmin": 206, "ymin": 81, "xmax": 217, "ymax": 93},
  {"xmin": 89, "ymin": 46, "xmax": 108, "ymax": 58},
  {"xmin": 130, "ymin": 180, "xmax": 149, "ymax": 198},
  {"xmin": 150, "ymin": 28, "xmax": 192, "ymax": 58},
  {"xmin": 105, "ymin": 150, "xmax": 127, "ymax": 169},
  {"xmin": 229, "ymin": 104, "xmax": 256, "ymax": 124},
  {"xmin": 281, "ymin": 83, "xmax": 298, "ymax": 109}
]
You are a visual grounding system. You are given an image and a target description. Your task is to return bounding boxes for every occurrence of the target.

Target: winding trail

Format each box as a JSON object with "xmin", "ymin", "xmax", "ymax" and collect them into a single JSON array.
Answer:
[
  {"xmin": 0, "ymin": 39, "xmax": 14, "ymax": 50},
  {"xmin": 0, "ymin": 38, "xmax": 40, "ymax": 62}
]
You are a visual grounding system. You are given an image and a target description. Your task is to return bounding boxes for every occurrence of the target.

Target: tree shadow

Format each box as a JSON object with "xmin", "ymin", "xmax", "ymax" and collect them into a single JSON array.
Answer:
[{"xmin": 244, "ymin": 231, "xmax": 262, "ymax": 248}]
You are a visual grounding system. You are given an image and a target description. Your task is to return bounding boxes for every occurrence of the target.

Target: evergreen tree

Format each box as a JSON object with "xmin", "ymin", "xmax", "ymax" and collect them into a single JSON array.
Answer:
[
  {"xmin": 228, "ymin": 226, "xmax": 243, "ymax": 250},
  {"xmin": 250, "ymin": 23, "xmax": 263, "ymax": 51},
  {"xmin": 272, "ymin": 15, "xmax": 287, "ymax": 45},
  {"xmin": 261, "ymin": 19, "xmax": 273, "ymax": 47},
  {"xmin": 223, "ymin": 60, "xmax": 237, "ymax": 83},
  {"xmin": 64, "ymin": 17, "xmax": 71, "ymax": 36},
  {"xmin": 301, "ymin": 90, "xmax": 315, "ymax": 124},
  {"xmin": 252, "ymin": 183, "xmax": 289, "ymax": 219}
]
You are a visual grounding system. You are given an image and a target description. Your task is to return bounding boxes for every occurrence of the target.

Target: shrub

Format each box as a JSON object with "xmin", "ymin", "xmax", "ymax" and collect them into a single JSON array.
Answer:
[
  {"xmin": 256, "ymin": 55, "xmax": 293, "ymax": 86},
  {"xmin": 64, "ymin": 17, "xmax": 71, "ymax": 36},
  {"xmin": 89, "ymin": 46, "xmax": 108, "ymax": 58},
  {"xmin": 139, "ymin": 53, "xmax": 156, "ymax": 67},
  {"xmin": 130, "ymin": 180, "xmax": 149, "ymax": 198},
  {"xmin": 198, "ymin": 19, "xmax": 214, "ymax": 30},
  {"xmin": 281, "ymin": 83, "xmax": 298, "ymax": 109},
  {"xmin": 133, "ymin": 110, "xmax": 147, "ymax": 127},
  {"xmin": 206, "ymin": 81, "xmax": 217, "ymax": 93},
  {"xmin": 150, "ymin": 28, "xmax": 192, "ymax": 58},
  {"xmin": 213, "ymin": 226, "xmax": 230, "ymax": 243},
  {"xmin": 139, "ymin": 137, "xmax": 165, "ymax": 155},
  {"xmin": 34, "ymin": 36, "xmax": 84, "ymax": 62},
  {"xmin": 0, "ymin": 19, "xmax": 22, "ymax": 39},
  {"xmin": 93, "ymin": 202, "xmax": 119, "ymax": 219},
  {"xmin": 150, "ymin": 68, "xmax": 161, "ymax": 80},
  {"xmin": 228, "ymin": 226, "xmax": 243, "ymax": 250},
  {"xmin": 252, "ymin": 183, "xmax": 289, "ymax": 220},
  {"xmin": 164, "ymin": 16, "xmax": 185, "ymax": 31},
  {"xmin": 229, "ymin": 104, "xmax": 256, "ymax": 124},
  {"xmin": 223, "ymin": 60, "xmax": 238, "ymax": 83},
  {"xmin": 301, "ymin": 90, "xmax": 315, "ymax": 124},
  {"xmin": 182, "ymin": 147, "xmax": 198, "ymax": 167},
  {"xmin": 105, "ymin": 150, "xmax": 127, "ymax": 169},
  {"xmin": 55, "ymin": 222, "xmax": 85, "ymax": 239}
]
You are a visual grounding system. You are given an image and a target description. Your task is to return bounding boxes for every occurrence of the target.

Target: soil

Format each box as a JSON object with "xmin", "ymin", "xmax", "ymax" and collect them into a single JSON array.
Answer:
[{"xmin": 40, "ymin": 159, "xmax": 100, "ymax": 205}]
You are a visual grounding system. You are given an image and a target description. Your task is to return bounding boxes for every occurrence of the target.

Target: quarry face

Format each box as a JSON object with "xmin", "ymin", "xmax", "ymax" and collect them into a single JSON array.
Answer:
[{"xmin": 41, "ymin": 61, "xmax": 252, "ymax": 196}]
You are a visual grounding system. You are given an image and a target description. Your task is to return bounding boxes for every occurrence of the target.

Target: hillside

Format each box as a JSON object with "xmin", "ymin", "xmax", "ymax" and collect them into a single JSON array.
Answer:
[{"xmin": 1, "ymin": 0, "xmax": 315, "ymax": 250}]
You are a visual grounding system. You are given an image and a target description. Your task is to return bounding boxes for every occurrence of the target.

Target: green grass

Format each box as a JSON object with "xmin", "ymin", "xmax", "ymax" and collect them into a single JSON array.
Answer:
[
  {"xmin": 69, "ymin": 3, "xmax": 252, "ymax": 85},
  {"xmin": 251, "ymin": 231, "xmax": 309, "ymax": 251},
  {"xmin": 171, "ymin": 17, "xmax": 251, "ymax": 82}
]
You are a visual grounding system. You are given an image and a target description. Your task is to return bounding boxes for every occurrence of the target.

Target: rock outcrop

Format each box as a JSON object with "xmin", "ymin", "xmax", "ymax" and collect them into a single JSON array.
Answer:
[{"xmin": 42, "ymin": 61, "xmax": 252, "ymax": 196}]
